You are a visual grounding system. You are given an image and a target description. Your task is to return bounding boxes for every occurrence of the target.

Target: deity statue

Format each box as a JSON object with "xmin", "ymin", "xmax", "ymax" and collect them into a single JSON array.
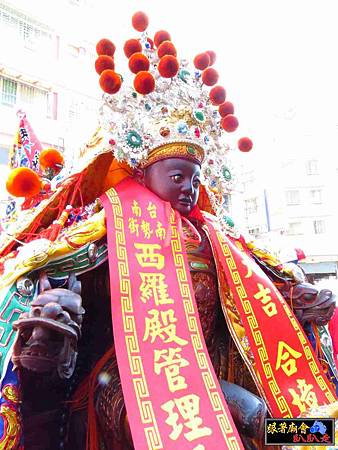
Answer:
[{"xmin": 0, "ymin": 11, "xmax": 337, "ymax": 450}]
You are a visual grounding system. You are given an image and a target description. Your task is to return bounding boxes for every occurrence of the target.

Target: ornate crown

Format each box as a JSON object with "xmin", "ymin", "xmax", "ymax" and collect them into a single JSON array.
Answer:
[{"xmin": 94, "ymin": 11, "xmax": 253, "ymax": 224}]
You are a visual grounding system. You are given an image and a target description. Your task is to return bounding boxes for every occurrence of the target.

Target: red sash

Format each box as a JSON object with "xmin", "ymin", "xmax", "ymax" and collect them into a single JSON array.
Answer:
[
  {"xmin": 203, "ymin": 212, "xmax": 337, "ymax": 418},
  {"xmin": 101, "ymin": 179, "xmax": 243, "ymax": 450}
]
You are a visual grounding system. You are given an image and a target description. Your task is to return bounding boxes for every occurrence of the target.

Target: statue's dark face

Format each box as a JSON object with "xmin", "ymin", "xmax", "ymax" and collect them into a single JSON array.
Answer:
[{"xmin": 143, "ymin": 158, "xmax": 201, "ymax": 216}]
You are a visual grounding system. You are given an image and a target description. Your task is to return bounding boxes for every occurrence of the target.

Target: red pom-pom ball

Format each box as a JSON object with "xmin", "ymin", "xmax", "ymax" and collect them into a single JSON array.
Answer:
[
  {"xmin": 96, "ymin": 39, "xmax": 116, "ymax": 57},
  {"xmin": 157, "ymin": 41, "xmax": 177, "ymax": 58},
  {"xmin": 221, "ymin": 114, "xmax": 239, "ymax": 132},
  {"xmin": 123, "ymin": 39, "xmax": 142, "ymax": 58},
  {"xmin": 206, "ymin": 50, "xmax": 216, "ymax": 65},
  {"xmin": 202, "ymin": 67, "xmax": 219, "ymax": 86},
  {"xmin": 6, "ymin": 167, "xmax": 42, "ymax": 198},
  {"xmin": 99, "ymin": 70, "xmax": 122, "ymax": 94},
  {"xmin": 238, "ymin": 137, "xmax": 253, "ymax": 152},
  {"xmin": 209, "ymin": 86, "xmax": 226, "ymax": 106},
  {"xmin": 219, "ymin": 101, "xmax": 234, "ymax": 117},
  {"xmin": 39, "ymin": 148, "xmax": 64, "ymax": 170},
  {"xmin": 193, "ymin": 53, "xmax": 210, "ymax": 70},
  {"xmin": 158, "ymin": 55, "xmax": 179, "ymax": 78},
  {"xmin": 154, "ymin": 30, "xmax": 171, "ymax": 48},
  {"xmin": 95, "ymin": 55, "xmax": 115, "ymax": 75},
  {"xmin": 128, "ymin": 53, "xmax": 150, "ymax": 74},
  {"xmin": 134, "ymin": 71, "xmax": 155, "ymax": 95},
  {"xmin": 132, "ymin": 11, "xmax": 149, "ymax": 32}
]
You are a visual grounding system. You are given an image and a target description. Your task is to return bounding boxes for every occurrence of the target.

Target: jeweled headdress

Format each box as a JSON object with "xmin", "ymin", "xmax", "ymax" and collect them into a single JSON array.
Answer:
[{"xmin": 94, "ymin": 11, "xmax": 253, "ymax": 223}]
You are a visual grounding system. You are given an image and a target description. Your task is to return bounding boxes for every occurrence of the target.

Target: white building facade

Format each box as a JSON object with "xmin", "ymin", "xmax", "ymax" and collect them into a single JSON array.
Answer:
[
  {"xmin": 234, "ymin": 155, "xmax": 338, "ymax": 279},
  {"xmin": 0, "ymin": 0, "xmax": 101, "ymax": 200}
]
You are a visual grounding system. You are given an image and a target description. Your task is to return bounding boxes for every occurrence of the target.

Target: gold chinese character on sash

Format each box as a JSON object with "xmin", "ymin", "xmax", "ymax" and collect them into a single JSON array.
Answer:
[
  {"xmin": 143, "ymin": 309, "xmax": 188, "ymax": 346},
  {"xmin": 161, "ymin": 394, "xmax": 212, "ymax": 442},
  {"xmin": 288, "ymin": 379, "xmax": 319, "ymax": 413},
  {"xmin": 147, "ymin": 202, "xmax": 157, "ymax": 219},
  {"xmin": 128, "ymin": 217, "xmax": 139, "ymax": 236},
  {"xmin": 141, "ymin": 220, "xmax": 153, "ymax": 239},
  {"xmin": 139, "ymin": 273, "xmax": 173, "ymax": 305},
  {"xmin": 154, "ymin": 347, "xmax": 189, "ymax": 392},
  {"xmin": 134, "ymin": 243, "xmax": 164, "ymax": 269},
  {"xmin": 275, "ymin": 341, "xmax": 302, "ymax": 376},
  {"xmin": 254, "ymin": 283, "xmax": 277, "ymax": 317},
  {"xmin": 155, "ymin": 222, "xmax": 166, "ymax": 241},
  {"xmin": 132, "ymin": 200, "xmax": 142, "ymax": 217}
]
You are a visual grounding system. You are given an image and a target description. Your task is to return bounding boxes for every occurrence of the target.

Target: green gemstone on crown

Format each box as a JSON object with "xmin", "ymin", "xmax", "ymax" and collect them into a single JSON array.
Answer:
[
  {"xmin": 187, "ymin": 146, "xmax": 196, "ymax": 155},
  {"xmin": 194, "ymin": 110, "xmax": 205, "ymax": 122},
  {"xmin": 224, "ymin": 215, "xmax": 234, "ymax": 227},
  {"xmin": 178, "ymin": 69, "xmax": 190, "ymax": 83},
  {"xmin": 126, "ymin": 131, "xmax": 142, "ymax": 148},
  {"xmin": 222, "ymin": 167, "xmax": 232, "ymax": 181}
]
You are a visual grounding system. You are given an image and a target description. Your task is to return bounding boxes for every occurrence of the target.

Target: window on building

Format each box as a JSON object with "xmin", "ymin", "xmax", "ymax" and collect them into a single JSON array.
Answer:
[
  {"xmin": 1, "ymin": 77, "xmax": 17, "ymax": 106},
  {"xmin": 245, "ymin": 197, "xmax": 258, "ymax": 215},
  {"xmin": 248, "ymin": 227, "xmax": 260, "ymax": 237},
  {"xmin": 288, "ymin": 222, "xmax": 303, "ymax": 235},
  {"xmin": 0, "ymin": 76, "xmax": 51, "ymax": 117},
  {"xmin": 0, "ymin": 4, "xmax": 53, "ymax": 52},
  {"xmin": 285, "ymin": 190, "xmax": 300, "ymax": 205},
  {"xmin": 309, "ymin": 189, "xmax": 322, "ymax": 204},
  {"xmin": 0, "ymin": 145, "xmax": 9, "ymax": 165},
  {"xmin": 306, "ymin": 159, "xmax": 319, "ymax": 175},
  {"xmin": 67, "ymin": 95, "xmax": 99, "ymax": 123},
  {"xmin": 313, "ymin": 220, "xmax": 325, "ymax": 234}
]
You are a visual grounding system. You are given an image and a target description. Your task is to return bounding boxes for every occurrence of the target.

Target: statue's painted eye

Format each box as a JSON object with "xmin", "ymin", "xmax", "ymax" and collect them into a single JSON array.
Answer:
[{"xmin": 171, "ymin": 174, "xmax": 183, "ymax": 183}]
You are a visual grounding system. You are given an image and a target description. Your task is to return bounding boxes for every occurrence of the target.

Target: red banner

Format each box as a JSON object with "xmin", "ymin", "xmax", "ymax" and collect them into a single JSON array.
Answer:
[
  {"xmin": 203, "ymin": 212, "xmax": 337, "ymax": 418},
  {"xmin": 101, "ymin": 178, "xmax": 243, "ymax": 450}
]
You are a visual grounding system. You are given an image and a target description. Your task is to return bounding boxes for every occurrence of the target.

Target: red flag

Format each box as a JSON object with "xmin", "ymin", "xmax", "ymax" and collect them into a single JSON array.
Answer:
[{"xmin": 8, "ymin": 111, "xmax": 43, "ymax": 175}]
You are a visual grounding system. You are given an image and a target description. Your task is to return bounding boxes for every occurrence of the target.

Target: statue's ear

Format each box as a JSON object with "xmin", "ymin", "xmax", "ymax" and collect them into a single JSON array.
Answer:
[{"xmin": 39, "ymin": 272, "xmax": 52, "ymax": 293}]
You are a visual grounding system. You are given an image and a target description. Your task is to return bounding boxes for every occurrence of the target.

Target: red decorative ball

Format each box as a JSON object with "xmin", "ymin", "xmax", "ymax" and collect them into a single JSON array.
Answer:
[
  {"xmin": 134, "ymin": 71, "xmax": 155, "ymax": 95},
  {"xmin": 123, "ymin": 39, "xmax": 142, "ymax": 58},
  {"xmin": 221, "ymin": 114, "xmax": 239, "ymax": 132},
  {"xmin": 201, "ymin": 67, "xmax": 219, "ymax": 86},
  {"xmin": 154, "ymin": 30, "xmax": 171, "ymax": 48},
  {"xmin": 96, "ymin": 39, "xmax": 116, "ymax": 57},
  {"xmin": 128, "ymin": 53, "xmax": 150, "ymax": 74},
  {"xmin": 158, "ymin": 55, "xmax": 179, "ymax": 78},
  {"xmin": 95, "ymin": 55, "xmax": 115, "ymax": 75},
  {"xmin": 6, "ymin": 167, "xmax": 42, "ymax": 198},
  {"xmin": 238, "ymin": 137, "xmax": 253, "ymax": 152},
  {"xmin": 99, "ymin": 70, "xmax": 122, "ymax": 94},
  {"xmin": 157, "ymin": 41, "xmax": 177, "ymax": 58},
  {"xmin": 209, "ymin": 86, "xmax": 226, "ymax": 106},
  {"xmin": 193, "ymin": 53, "xmax": 210, "ymax": 70},
  {"xmin": 206, "ymin": 50, "xmax": 216, "ymax": 65},
  {"xmin": 132, "ymin": 11, "xmax": 149, "ymax": 32},
  {"xmin": 39, "ymin": 148, "xmax": 64, "ymax": 170},
  {"xmin": 218, "ymin": 101, "xmax": 235, "ymax": 117}
]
